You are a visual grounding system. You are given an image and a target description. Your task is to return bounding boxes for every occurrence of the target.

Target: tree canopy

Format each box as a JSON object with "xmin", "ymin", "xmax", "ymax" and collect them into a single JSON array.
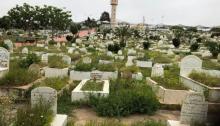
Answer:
[{"xmin": 100, "ymin": 11, "xmax": 110, "ymax": 22}]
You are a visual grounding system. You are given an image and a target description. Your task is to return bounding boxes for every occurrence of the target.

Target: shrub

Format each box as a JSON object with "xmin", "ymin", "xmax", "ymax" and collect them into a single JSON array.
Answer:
[
  {"xmin": 81, "ymin": 80, "xmax": 104, "ymax": 91},
  {"xmin": 120, "ymin": 41, "xmax": 126, "ymax": 48},
  {"xmin": 143, "ymin": 42, "xmax": 151, "ymax": 50},
  {"xmin": 74, "ymin": 61, "xmax": 93, "ymax": 71},
  {"xmin": 19, "ymin": 53, "xmax": 40, "ymax": 68},
  {"xmin": 14, "ymin": 100, "xmax": 53, "ymax": 126},
  {"xmin": 108, "ymin": 43, "xmax": 121, "ymax": 54},
  {"xmin": 99, "ymin": 54, "xmax": 114, "ymax": 61},
  {"xmin": 48, "ymin": 40, "xmax": 56, "ymax": 45},
  {"xmin": 97, "ymin": 64, "xmax": 116, "ymax": 72},
  {"xmin": 189, "ymin": 71, "xmax": 220, "ymax": 87},
  {"xmin": 153, "ymin": 55, "xmax": 172, "ymax": 64},
  {"xmin": 89, "ymin": 79, "xmax": 159, "ymax": 117},
  {"xmin": 36, "ymin": 77, "xmax": 68, "ymax": 91},
  {"xmin": 0, "ymin": 42, "xmax": 9, "ymax": 50},
  {"xmin": 190, "ymin": 42, "xmax": 199, "ymax": 52},
  {"xmin": 172, "ymin": 38, "xmax": 180, "ymax": 48},
  {"xmin": 66, "ymin": 35, "xmax": 73, "ymax": 41},
  {"xmin": 207, "ymin": 42, "xmax": 220, "ymax": 58},
  {"xmin": 48, "ymin": 55, "xmax": 68, "ymax": 68},
  {"xmin": 0, "ymin": 68, "xmax": 38, "ymax": 86}
]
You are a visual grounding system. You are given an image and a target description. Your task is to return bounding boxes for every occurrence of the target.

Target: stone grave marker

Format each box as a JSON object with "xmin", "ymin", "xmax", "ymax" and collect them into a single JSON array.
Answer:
[
  {"xmin": 151, "ymin": 64, "xmax": 164, "ymax": 77},
  {"xmin": 180, "ymin": 92, "xmax": 208, "ymax": 124},
  {"xmin": 31, "ymin": 87, "xmax": 57, "ymax": 115},
  {"xmin": 22, "ymin": 47, "xmax": 28, "ymax": 54},
  {"xmin": 83, "ymin": 57, "xmax": 92, "ymax": 64},
  {"xmin": 62, "ymin": 55, "xmax": 71, "ymax": 65},
  {"xmin": 4, "ymin": 39, "xmax": 13, "ymax": 52},
  {"xmin": 180, "ymin": 55, "xmax": 202, "ymax": 76},
  {"xmin": 28, "ymin": 64, "xmax": 41, "ymax": 77},
  {"xmin": 90, "ymin": 70, "xmax": 103, "ymax": 80},
  {"xmin": 0, "ymin": 47, "xmax": 9, "ymax": 69},
  {"xmin": 41, "ymin": 54, "xmax": 48, "ymax": 63}
]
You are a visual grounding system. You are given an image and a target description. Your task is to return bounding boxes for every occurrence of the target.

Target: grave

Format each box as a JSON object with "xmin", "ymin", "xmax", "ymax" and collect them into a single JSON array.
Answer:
[
  {"xmin": 151, "ymin": 64, "xmax": 164, "ymax": 77},
  {"xmin": 180, "ymin": 55, "xmax": 202, "ymax": 76},
  {"xmin": 31, "ymin": 87, "xmax": 67, "ymax": 126},
  {"xmin": 0, "ymin": 47, "xmax": 10, "ymax": 78},
  {"xmin": 22, "ymin": 47, "xmax": 29, "ymax": 54},
  {"xmin": 167, "ymin": 92, "xmax": 208, "ymax": 126}
]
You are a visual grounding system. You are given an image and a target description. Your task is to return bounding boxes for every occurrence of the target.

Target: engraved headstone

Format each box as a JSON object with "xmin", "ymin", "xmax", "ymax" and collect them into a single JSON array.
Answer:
[
  {"xmin": 180, "ymin": 92, "xmax": 208, "ymax": 124},
  {"xmin": 151, "ymin": 64, "xmax": 164, "ymax": 77},
  {"xmin": 82, "ymin": 57, "xmax": 92, "ymax": 64},
  {"xmin": 0, "ymin": 47, "xmax": 9, "ymax": 69},
  {"xmin": 180, "ymin": 55, "xmax": 202, "ymax": 76},
  {"xmin": 31, "ymin": 87, "xmax": 57, "ymax": 115},
  {"xmin": 90, "ymin": 70, "xmax": 103, "ymax": 80}
]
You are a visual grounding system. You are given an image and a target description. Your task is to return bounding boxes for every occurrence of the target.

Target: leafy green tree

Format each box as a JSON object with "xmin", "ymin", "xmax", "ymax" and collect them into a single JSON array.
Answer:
[
  {"xmin": 100, "ymin": 11, "xmax": 110, "ymax": 22},
  {"xmin": 172, "ymin": 38, "xmax": 181, "ymax": 48},
  {"xmin": 0, "ymin": 16, "xmax": 11, "ymax": 31},
  {"xmin": 114, "ymin": 26, "xmax": 131, "ymax": 48}
]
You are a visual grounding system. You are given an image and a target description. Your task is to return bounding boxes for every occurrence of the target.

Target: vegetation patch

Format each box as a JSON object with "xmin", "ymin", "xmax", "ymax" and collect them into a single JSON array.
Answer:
[
  {"xmin": 96, "ymin": 64, "xmax": 116, "ymax": 72},
  {"xmin": 189, "ymin": 71, "xmax": 220, "ymax": 87},
  {"xmin": 203, "ymin": 59, "xmax": 220, "ymax": 70},
  {"xmin": 152, "ymin": 65, "xmax": 187, "ymax": 90},
  {"xmin": 48, "ymin": 55, "xmax": 68, "ymax": 69},
  {"xmin": 81, "ymin": 80, "xmax": 104, "ymax": 91}
]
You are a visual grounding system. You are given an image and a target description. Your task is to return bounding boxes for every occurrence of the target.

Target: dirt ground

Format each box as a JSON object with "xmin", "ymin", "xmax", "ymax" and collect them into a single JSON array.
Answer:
[{"xmin": 70, "ymin": 107, "xmax": 180, "ymax": 126}]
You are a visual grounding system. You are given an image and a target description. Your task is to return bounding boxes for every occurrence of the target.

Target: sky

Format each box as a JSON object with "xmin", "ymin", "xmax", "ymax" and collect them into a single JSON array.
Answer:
[{"xmin": 0, "ymin": 0, "xmax": 219, "ymax": 27}]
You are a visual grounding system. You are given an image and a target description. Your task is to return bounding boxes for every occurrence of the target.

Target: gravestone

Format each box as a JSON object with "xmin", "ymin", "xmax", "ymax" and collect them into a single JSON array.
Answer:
[
  {"xmin": 68, "ymin": 48, "xmax": 75, "ymax": 54},
  {"xmin": 31, "ymin": 87, "xmax": 57, "ymax": 115},
  {"xmin": 62, "ymin": 55, "xmax": 71, "ymax": 65},
  {"xmin": 56, "ymin": 43, "xmax": 61, "ymax": 48},
  {"xmin": 151, "ymin": 64, "xmax": 164, "ymax": 77},
  {"xmin": 0, "ymin": 47, "xmax": 10, "ymax": 69},
  {"xmin": 180, "ymin": 92, "xmax": 208, "ymax": 124},
  {"xmin": 4, "ymin": 39, "xmax": 13, "ymax": 52},
  {"xmin": 202, "ymin": 51, "xmax": 212, "ymax": 58},
  {"xmin": 118, "ymin": 50, "xmax": 123, "ymax": 55},
  {"xmin": 217, "ymin": 54, "xmax": 220, "ymax": 62},
  {"xmin": 82, "ymin": 57, "xmax": 92, "ymax": 64},
  {"xmin": 107, "ymin": 51, "xmax": 113, "ymax": 57},
  {"xmin": 22, "ymin": 47, "xmax": 28, "ymax": 54},
  {"xmin": 28, "ymin": 64, "xmax": 41, "ymax": 77},
  {"xmin": 41, "ymin": 54, "xmax": 48, "ymax": 63},
  {"xmin": 180, "ymin": 55, "xmax": 202, "ymax": 76},
  {"xmin": 90, "ymin": 70, "xmax": 103, "ymax": 80}
]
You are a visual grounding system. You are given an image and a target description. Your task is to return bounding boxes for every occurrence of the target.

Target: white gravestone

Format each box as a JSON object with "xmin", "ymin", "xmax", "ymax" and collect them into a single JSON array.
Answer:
[
  {"xmin": 0, "ymin": 47, "xmax": 10, "ymax": 69},
  {"xmin": 31, "ymin": 87, "xmax": 57, "ymax": 115},
  {"xmin": 83, "ymin": 57, "xmax": 92, "ymax": 64},
  {"xmin": 180, "ymin": 55, "xmax": 202, "ymax": 76},
  {"xmin": 4, "ymin": 39, "xmax": 13, "ymax": 52},
  {"xmin": 41, "ymin": 54, "xmax": 48, "ymax": 63},
  {"xmin": 180, "ymin": 92, "xmax": 208, "ymax": 124},
  {"xmin": 90, "ymin": 70, "xmax": 103, "ymax": 80},
  {"xmin": 62, "ymin": 55, "xmax": 71, "ymax": 65},
  {"xmin": 151, "ymin": 64, "xmax": 164, "ymax": 77},
  {"xmin": 22, "ymin": 47, "xmax": 29, "ymax": 54}
]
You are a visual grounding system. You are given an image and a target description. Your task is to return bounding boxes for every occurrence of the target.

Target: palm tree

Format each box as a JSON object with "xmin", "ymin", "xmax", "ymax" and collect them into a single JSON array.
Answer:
[{"xmin": 114, "ymin": 25, "xmax": 131, "ymax": 48}]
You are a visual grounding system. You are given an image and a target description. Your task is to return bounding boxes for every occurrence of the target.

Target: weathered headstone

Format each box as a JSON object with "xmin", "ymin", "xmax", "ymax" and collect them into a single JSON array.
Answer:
[
  {"xmin": 90, "ymin": 70, "xmax": 103, "ymax": 80},
  {"xmin": 151, "ymin": 64, "xmax": 164, "ymax": 77},
  {"xmin": 180, "ymin": 92, "xmax": 208, "ymax": 124},
  {"xmin": 82, "ymin": 57, "xmax": 92, "ymax": 64},
  {"xmin": 0, "ymin": 47, "xmax": 9, "ymax": 69},
  {"xmin": 41, "ymin": 54, "xmax": 48, "ymax": 63},
  {"xmin": 4, "ymin": 39, "xmax": 13, "ymax": 52},
  {"xmin": 180, "ymin": 55, "xmax": 202, "ymax": 76},
  {"xmin": 62, "ymin": 55, "xmax": 71, "ymax": 65},
  {"xmin": 22, "ymin": 47, "xmax": 28, "ymax": 54},
  {"xmin": 28, "ymin": 64, "xmax": 41, "ymax": 77},
  {"xmin": 31, "ymin": 87, "xmax": 57, "ymax": 115}
]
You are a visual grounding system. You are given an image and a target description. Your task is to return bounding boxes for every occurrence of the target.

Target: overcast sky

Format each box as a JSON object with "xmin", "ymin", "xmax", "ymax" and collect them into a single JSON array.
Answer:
[{"xmin": 0, "ymin": 0, "xmax": 219, "ymax": 27}]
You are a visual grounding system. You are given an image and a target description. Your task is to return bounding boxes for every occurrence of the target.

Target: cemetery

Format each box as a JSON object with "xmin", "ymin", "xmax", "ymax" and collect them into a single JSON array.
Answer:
[{"xmin": 0, "ymin": 0, "xmax": 220, "ymax": 126}]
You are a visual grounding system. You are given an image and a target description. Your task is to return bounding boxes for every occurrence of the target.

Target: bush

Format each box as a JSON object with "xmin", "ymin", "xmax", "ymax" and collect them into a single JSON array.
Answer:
[
  {"xmin": 143, "ymin": 42, "xmax": 151, "ymax": 50},
  {"xmin": 89, "ymin": 79, "xmax": 159, "ymax": 117},
  {"xmin": 108, "ymin": 43, "xmax": 121, "ymax": 54},
  {"xmin": 0, "ymin": 68, "xmax": 38, "ymax": 86},
  {"xmin": 48, "ymin": 40, "xmax": 56, "ymax": 45},
  {"xmin": 48, "ymin": 55, "xmax": 68, "ymax": 68},
  {"xmin": 97, "ymin": 64, "xmax": 116, "ymax": 72},
  {"xmin": 207, "ymin": 42, "xmax": 220, "ymax": 58},
  {"xmin": 190, "ymin": 42, "xmax": 199, "ymax": 52},
  {"xmin": 36, "ymin": 77, "xmax": 68, "ymax": 91},
  {"xmin": 120, "ymin": 41, "xmax": 126, "ymax": 48},
  {"xmin": 14, "ymin": 100, "xmax": 53, "ymax": 126},
  {"xmin": 19, "ymin": 53, "xmax": 40, "ymax": 68},
  {"xmin": 172, "ymin": 38, "xmax": 180, "ymax": 48},
  {"xmin": 66, "ymin": 35, "xmax": 73, "ymax": 41},
  {"xmin": 74, "ymin": 61, "xmax": 93, "ymax": 71}
]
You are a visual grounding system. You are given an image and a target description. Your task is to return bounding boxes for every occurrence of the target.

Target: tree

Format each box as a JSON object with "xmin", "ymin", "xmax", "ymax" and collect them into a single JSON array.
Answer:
[
  {"xmin": 207, "ymin": 42, "xmax": 220, "ymax": 58},
  {"xmin": 100, "ymin": 11, "xmax": 110, "ymax": 22},
  {"xmin": 143, "ymin": 42, "xmax": 151, "ymax": 50},
  {"xmin": 84, "ymin": 17, "xmax": 97, "ymax": 29},
  {"xmin": 172, "ymin": 38, "xmax": 180, "ymax": 48},
  {"xmin": 190, "ymin": 42, "xmax": 199, "ymax": 52},
  {"xmin": 0, "ymin": 16, "xmax": 11, "ymax": 31},
  {"xmin": 114, "ymin": 26, "xmax": 131, "ymax": 48}
]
